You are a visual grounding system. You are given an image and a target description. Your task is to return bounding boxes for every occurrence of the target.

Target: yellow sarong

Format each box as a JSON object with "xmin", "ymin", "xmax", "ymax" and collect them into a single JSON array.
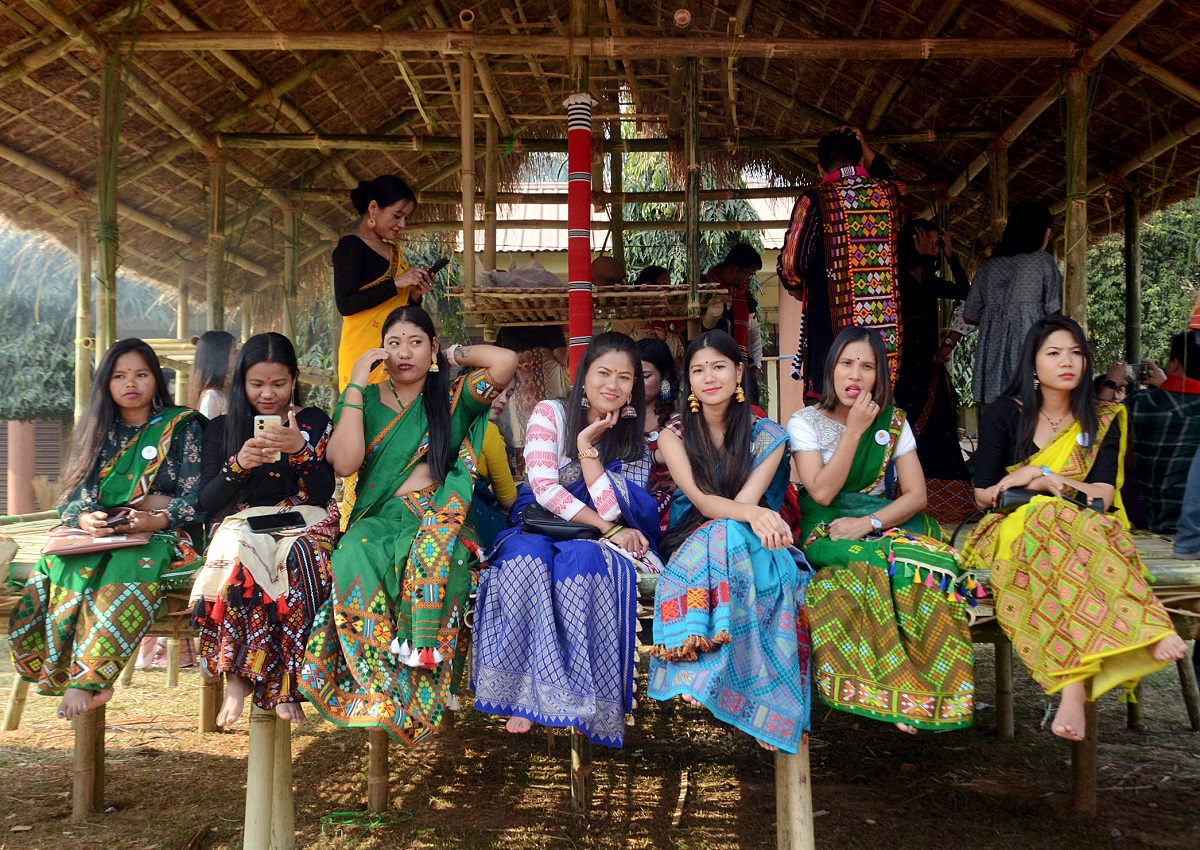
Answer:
[{"xmin": 336, "ymin": 244, "xmax": 409, "ymax": 390}]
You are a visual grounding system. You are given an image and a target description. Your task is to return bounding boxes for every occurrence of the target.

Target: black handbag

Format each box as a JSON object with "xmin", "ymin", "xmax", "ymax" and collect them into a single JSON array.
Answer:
[
  {"xmin": 520, "ymin": 502, "xmax": 601, "ymax": 542},
  {"xmin": 994, "ymin": 487, "xmax": 1105, "ymax": 514}
]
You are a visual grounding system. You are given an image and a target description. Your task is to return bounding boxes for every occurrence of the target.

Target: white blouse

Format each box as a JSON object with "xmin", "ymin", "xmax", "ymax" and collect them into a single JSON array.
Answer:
[
  {"xmin": 524, "ymin": 400, "xmax": 621, "ymax": 521},
  {"xmin": 786, "ymin": 405, "xmax": 916, "ymax": 497}
]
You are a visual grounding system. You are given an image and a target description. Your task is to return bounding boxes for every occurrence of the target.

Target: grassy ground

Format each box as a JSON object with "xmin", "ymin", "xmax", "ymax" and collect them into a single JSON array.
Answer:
[{"xmin": 0, "ymin": 639, "xmax": 1197, "ymax": 850}]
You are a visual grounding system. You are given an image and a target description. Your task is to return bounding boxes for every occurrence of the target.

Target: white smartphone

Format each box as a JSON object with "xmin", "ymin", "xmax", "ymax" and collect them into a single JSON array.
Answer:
[{"xmin": 254, "ymin": 414, "xmax": 282, "ymax": 462}]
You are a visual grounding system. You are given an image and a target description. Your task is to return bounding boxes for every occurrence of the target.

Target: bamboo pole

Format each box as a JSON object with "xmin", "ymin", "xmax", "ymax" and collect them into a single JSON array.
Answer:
[
  {"xmin": 988, "ymin": 148, "xmax": 1008, "ymax": 246},
  {"xmin": 2, "ymin": 677, "xmax": 29, "ymax": 731},
  {"xmin": 1063, "ymin": 68, "xmax": 1089, "ymax": 330},
  {"xmin": 483, "ymin": 118, "xmax": 498, "ymax": 271},
  {"xmin": 244, "ymin": 707, "xmax": 276, "ymax": 850},
  {"xmin": 460, "ymin": 10, "xmax": 512, "ymax": 137},
  {"xmin": 207, "ymin": 156, "xmax": 227, "ymax": 332},
  {"xmin": 174, "ymin": 274, "xmax": 189, "ymax": 406},
  {"xmin": 118, "ymin": 651, "xmax": 136, "ymax": 687},
  {"xmin": 609, "ymin": 119, "xmax": 624, "ymax": 264},
  {"xmin": 271, "ymin": 719, "xmax": 295, "ymax": 850},
  {"xmin": 775, "ymin": 738, "xmax": 815, "ymax": 850},
  {"xmin": 1178, "ymin": 646, "xmax": 1200, "ymax": 732},
  {"xmin": 684, "ymin": 58, "xmax": 702, "ymax": 339},
  {"xmin": 1124, "ymin": 184, "xmax": 1142, "ymax": 364},
  {"xmin": 367, "ymin": 729, "xmax": 389, "ymax": 812},
  {"xmin": 995, "ymin": 635, "xmax": 1014, "ymax": 740},
  {"xmin": 570, "ymin": 729, "xmax": 593, "ymax": 811},
  {"xmin": 282, "ymin": 208, "xmax": 300, "ymax": 339},
  {"xmin": 75, "ymin": 213, "xmax": 92, "ymax": 423},
  {"xmin": 71, "ymin": 705, "xmax": 104, "ymax": 821},
  {"xmin": 241, "ymin": 292, "xmax": 253, "ymax": 342},
  {"xmin": 1072, "ymin": 697, "xmax": 1099, "ymax": 816},
  {"xmin": 128, "ymin": 31, "xmax": 1078, "ymax": 60},
  {"xmin": 165, "ymin": 637, "xmax": 180, "ymax": 688},
  {"xmin": 198, "ymin": 670, "xmax": 219, "ymax": 734},
  {"xmin": 460, "ymin": 52, "xmax": 477, "ymax": 309},
  {"xmin": 403, "ymin": 218, "xmax": 794, "ymax": 234},
  {"xmin": 95, "ymin": 66, "xmax": 119, "ymax": 358}
]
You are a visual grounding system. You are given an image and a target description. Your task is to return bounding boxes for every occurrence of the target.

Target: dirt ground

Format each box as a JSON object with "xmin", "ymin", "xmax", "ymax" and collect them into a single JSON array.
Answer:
[{"xmin": 0, "ymin": 638, "xmax": 1197, "ymax": 850}]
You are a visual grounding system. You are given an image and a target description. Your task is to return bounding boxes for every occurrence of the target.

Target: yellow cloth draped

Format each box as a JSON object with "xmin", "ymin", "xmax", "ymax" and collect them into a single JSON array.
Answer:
[
  {"xmin": 963, "ymin": 404, "xmax": 1176, "ymax": 698},
  {"xmin": 336, "ymin": 244, "xmax": 409, "ymax": 390}
]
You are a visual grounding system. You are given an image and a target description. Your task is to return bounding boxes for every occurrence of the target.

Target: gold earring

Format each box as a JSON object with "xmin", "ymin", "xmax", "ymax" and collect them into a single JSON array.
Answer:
[
  {"xmin": 429, "ymin": 353, "xmax": 440, "ymax": 372},
  {"xmin": 368, "ymin": 215, "xmax": 376, "ymax": 228},
  {"xmin": 735, "ymin": 381, "xmax": 746, "ymax": 403},
  {"xmin": 688, "ymin": 390, "xmax": 699, "ymax": 413}
]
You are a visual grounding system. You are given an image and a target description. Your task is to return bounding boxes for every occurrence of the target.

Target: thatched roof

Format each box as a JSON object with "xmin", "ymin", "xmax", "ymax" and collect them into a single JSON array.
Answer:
[{"xmin": 1, "ymin": 0, "xmax": 1199, "ymax": 307}]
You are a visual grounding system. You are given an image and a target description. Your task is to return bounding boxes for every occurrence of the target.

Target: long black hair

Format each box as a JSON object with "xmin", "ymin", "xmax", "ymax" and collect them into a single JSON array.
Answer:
[
  {"xmin": 223, "ymin": 333, "xmax": 303, "ymax": 461},
  {"xmin": 561, "ymin": 332, "xmax": 646, "ymax": 464},
  {"xmin": 636, "ymin": 337, "xmax": 678, "ymax": 429},
  {"xmin": 818, "ymin": 326, "xmax": 892, "ymax": 411},
  {"xmin": 1001, "ymin": 314, "xmax": 1098, "ymax": 458},
  {"xmin": 660, "ymin": 331, "xmax": 754, "ymax": 557},
  {"xmin": 380, "ymin": 305, "xmax": 454, "ymax": 483},
  {"xmin": 188, "ymin": 329, "xmax": 236, "ymax": 408},
  {"xmin": 897, "ymin": 218, "xmax": 938, "ymax": 273},
  {"xmin": 60, "ymin": 338, "xmax": 173, "ymax": 500},
  {"xmin": 349, "ymin": 175, "xmax": 416, "ymax": 215},
  {"xmin": 992, "ymin": 201, "xmax": 1054, "ymax": 258}
]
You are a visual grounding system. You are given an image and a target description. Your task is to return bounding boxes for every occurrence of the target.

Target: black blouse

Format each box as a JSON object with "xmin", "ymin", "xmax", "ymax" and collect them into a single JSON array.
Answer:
[
  {"xmin": 332, "ymin": 235, "xmax": 399, "ymax": 317},
  {"xmin": 198, "ymin": 407, "xmax": 336, "ymax": 521},
  {"xmin": 973, "ymin": 397, "xmax": 1120, "ymax": 488}
]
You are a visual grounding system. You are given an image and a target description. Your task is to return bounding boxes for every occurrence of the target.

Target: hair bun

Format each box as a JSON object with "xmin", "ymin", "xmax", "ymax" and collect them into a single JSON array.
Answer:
[{"xmin": 349, "ymin": 181, "xmax": 372, "ymax": 214}]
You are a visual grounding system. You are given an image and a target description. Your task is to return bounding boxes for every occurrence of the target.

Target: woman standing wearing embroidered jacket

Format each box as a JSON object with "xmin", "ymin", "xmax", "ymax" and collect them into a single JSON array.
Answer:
[{"xmin": 190, "ymin": 333, "xmax": 338, "ymax": 725}]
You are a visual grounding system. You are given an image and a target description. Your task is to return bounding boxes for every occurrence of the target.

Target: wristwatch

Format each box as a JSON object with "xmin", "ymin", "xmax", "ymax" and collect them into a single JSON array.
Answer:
[
  {"xmin": 578, "ymin": 445, "xmax": 600, "ymax": 460},
  {"xmin": 868, "ymin": 513, "xmax": 883, "ymax": 532}
]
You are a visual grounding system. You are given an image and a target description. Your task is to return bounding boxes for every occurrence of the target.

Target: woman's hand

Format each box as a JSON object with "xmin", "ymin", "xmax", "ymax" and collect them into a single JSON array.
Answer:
[
  {"xmin": 577, "ymin": 410, "xmax": 617, "ymax": 455},
  {"xmin": 608, "ymin": 527, "xmax": 649, "ymax": 558},
  {"xmin": 845, "ymin": 389, "xmax": 878, "ymax": 436},
  {"xmin": 258, "ymin": 410, "xmax": 306, "ymax": 456},
  {"xmin": 350, "ymin": 347, "xmax": 387, "ymax": 389},
  {"xmin": 395, "ymin": 267, "xmax": 433, "ymax": 297},
  {"xmin": 748, "ymin": 507, "xmax": 793, "ymax": 551},
  {"xmin": 828, "ymin": 515, "xmax": 875, "ymax": 541},
  {"xmin": 125, "ymin": 509, "xmax": 169, "ymax": 534},
  {"xmin": 78, "ymin": 510, "xmax": 115, "ymax": 538}
]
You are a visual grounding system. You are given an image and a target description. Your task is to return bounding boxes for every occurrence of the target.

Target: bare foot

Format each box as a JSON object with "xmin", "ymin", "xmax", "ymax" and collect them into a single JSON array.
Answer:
[
  {"xmin": 1151, "ymin": 633, "xmax": 1188, "ymax": 662},
  {"xmin": 275, "ymin": 701, "xmax": 306, "ymax": 723},
  {"xmin": 56, "ymin": 687, "xmax": 112, "ymax": 721},
  {"xmin": 216, "ymin": 674, "xmax": 251, "ymax": 727},
  {"xmin": 505, "ymin": 716, "xmax": 532, "ymax": 733},
  {"xmin": 895, "ymin": 722, "xmax": 918, "ymax": 735},
  {"xmin": 1051, "ymin": 681, "xmax": 1087, "ymax": 742},
  {"xmin": 757, "ymin": 738, "xmax": 779, "ymax": 752},
  {"xmin": 680, "ymin": 693, "xmax": 702, "ymax": 707}
]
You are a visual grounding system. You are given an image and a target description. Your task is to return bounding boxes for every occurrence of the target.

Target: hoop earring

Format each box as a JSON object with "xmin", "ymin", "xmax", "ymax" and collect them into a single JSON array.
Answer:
[
  {"xmin": 581, "ymin": 395, "xmax": 590, "ymax": 410},
  {"xmin": 428, "ymin": 353, "xmax": 440, "ymax": 373},
  {"xmin": 620, "ymin": 400, "xmax": 638, "ymax": 419},
  {"xmin": 659, "ymin": 380, "xmax": 672, "ymax": 401},
  {"xmin": 368, "ymin": 216, "xmax": 376, "ymax": 228},
  {"xmin": 688, "ymin": 391, "xmax": 699, "ymax": 413},
  {"xmin": 734, "ymin": 381, "xmax": 746, "ymax": 404}
]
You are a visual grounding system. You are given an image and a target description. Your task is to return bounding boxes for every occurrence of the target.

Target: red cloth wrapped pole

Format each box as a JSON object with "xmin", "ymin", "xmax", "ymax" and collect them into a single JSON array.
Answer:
[{"xmin": 565, "ymin": 93, "xmax": 595, "ymax": 378}]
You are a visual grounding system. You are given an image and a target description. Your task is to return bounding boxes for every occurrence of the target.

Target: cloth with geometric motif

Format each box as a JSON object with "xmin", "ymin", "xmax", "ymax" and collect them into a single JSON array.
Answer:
[
  {"xmin": 471, "ymin": 451, "xmax": 659, "ymax": 748},
  {"xmin": 799, "ymin": 405, "xmax": 975, "ymax": 731},
  {"xmin": 647, "ymin": 417, "xmax": 814, "ymax": 754},
  {"xmin": 298, "ymin": 369, "xmax": 499, "ymax": 745},
  {"xmin": 8, "ymin": 408, "xmax": 205, "ymax": 695},
  {"xmin": 962, "ymin": 403, "xmax": 1178, "ymax": 699}
]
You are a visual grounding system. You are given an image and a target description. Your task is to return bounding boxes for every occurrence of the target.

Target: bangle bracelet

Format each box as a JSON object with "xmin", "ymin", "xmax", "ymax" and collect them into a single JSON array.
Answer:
[
  {"xmin": 341, "ymin": 402, "xmax": 364, "ymax": 411},
  {"xmin": 602, "ymin": 524, "xmax": 625, "ymax": 540},
  {"xmin": 445, "ymin": 344, "xmax": 462, "ymax": 368},
  {"xmin": 346, "ymin": 382, "xmax": 367, "ymax": 396}
]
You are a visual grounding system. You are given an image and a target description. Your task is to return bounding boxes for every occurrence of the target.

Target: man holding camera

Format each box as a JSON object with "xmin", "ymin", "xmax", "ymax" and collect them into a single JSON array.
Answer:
[{"xmin": 1126, "ymin": 328, "xmax": 1200, "ymax": 534}]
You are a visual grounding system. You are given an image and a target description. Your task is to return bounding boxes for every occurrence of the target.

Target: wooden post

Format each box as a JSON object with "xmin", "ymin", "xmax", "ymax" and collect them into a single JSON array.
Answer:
[
  {"xmin": 367, "ymin": 728, "xmax": 390, "ymax": 812},
  {"xmin": 2, "ymin": 677, "xmax": 29, "ymax": 731},
  {"xmin": 6, "ymin": 422, "xmax": 37, "ymax": 514},
  {"xmin": 282, "ymin": 207, "xmax": 299, "ymax": 340},
  {"xmin": 95, "ymin": 68, "xmax": 119, "ymax": 359},
  {"xmin": 459, "ymin": 54, "xmax": 477, "ymax": 309},
  {"xmin": 569, "ymin": 728, "xmax": 592, "ymax": 811},
  {"xmin": 198, "ymin": 670, "xmax": 219, "ymax": 734},
  {"xmin": 118, "ymin": 651, "xmax": 136, "ymax": 687},
  {"xmin": 271, "ymin": 718, "xmax": 295, "ymax": 850},
  {"xmin": 71, "ymin": 704, "xmax": 105, "ymax": 821},
  {"xmin": 565, "ymin": 92, "xmax": 595, "ymax": 377},
  {"xmin": 483, "ymin": 118, "xmax": 498, "ymax": 271},
  {"xmin": 75, "ymin": 213, "xmax": 92, "ymax": 423},
  {"xmin": 775, "ymin": 736, "xmax": 815, "ymax": 850},
  {"xmin": 174, "ymin": 274, "xmax": 189, "ymax": 406},
  {"xmin": 1125, "ymin": 682, "xmax": 1144, "ymax": 732},
  {"xmin": 684, "ymin": 58, "xmax": 702, "ymax": 339},
  {"xmin": 1063, "ymin": 68, "xmax": 1089, "ymax": 329},
  {"xmin": 165, "ymin": 637, "xmax": 180, "ymax": 688},
  {"xmin": 1178, "ymin": 645, "xmax": 1200, "ymax": 732},
  {"xmin": 207, "ymin": 156, "xmax": 227, "ymax": 332},
  {"xmin": 244, "ymin": 706, "xmax": 276, "ymax": 850},
  {"xmin": 1124, "ymin": 183, "xmax": 1142, "ymax": 364},
  {"xmin": 995, "ymin": 635, "xmax": 1014, "ymax": 740},
  {"xmin": 608, "ymin": 119, "xmax": 624, "ymax": 267},
  {"xmin": 1071, "ymin": 697, "xmax": 1098, "ymax": 816}
]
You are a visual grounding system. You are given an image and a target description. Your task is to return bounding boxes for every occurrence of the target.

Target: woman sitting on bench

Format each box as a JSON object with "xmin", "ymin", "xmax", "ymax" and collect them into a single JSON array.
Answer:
[
  {"xmin": 472, "ymin": 333, "xmax": 661, "ymax": 748},
  {"xmin": 964, "ymin": 315, "xmax": 1187, "ymax": 741},
  {"xmin": 646, "ymin": 331, "xmax": 812, "ymax": 754},
  {"xmin": 790, "ymin": 327, "xmax": 975, "ymax": 734},
  {"xmin": 189, "ymin": 333, "xmax": 339, "ymax": 726},
  {"xmin": 299, "ymin": 306, "xmax": 516, "ymax": 745},
  {"xmin": 8, "ymin": 339, "xmax": 205, "ymax": 720}
]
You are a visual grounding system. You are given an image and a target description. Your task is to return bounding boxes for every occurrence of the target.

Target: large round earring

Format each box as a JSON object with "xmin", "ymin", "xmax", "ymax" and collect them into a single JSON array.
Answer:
[
  {"xmin": 688, "ymin": 391, "xmax": 699, "ymax": 413},
  {"xmin": 368, "ymin": 215, "xmax": 376, "ymax": 228},
  {"xmin": 428, "ymin": 353, "xmax": 440, "ymax": 373},
  {"xmin": 734, "ymin": 381, "xmax": 746, "ymax": 404},
  {"xmin": 620, "ymin": 400, "xmax": 637, "ymax": 419},
  {"xmin": 659, "ymin": 379, "xmax": 671, "ymax": 401},
  {"xmin": 581, "ymin": 395, "xmax": 590, "ymax": 410}
]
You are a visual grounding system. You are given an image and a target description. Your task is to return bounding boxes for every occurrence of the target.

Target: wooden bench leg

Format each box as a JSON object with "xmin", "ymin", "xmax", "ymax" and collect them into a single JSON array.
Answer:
[
  {"xmin": 570, "ymin": 728, "xmax": 592, "ymax": 812},
  {"xmin": 118, "ymin": 653, "xmax": 136, "ymax": 688},
  {"xmin": 1178, "ymin": 642, "xmax": 1200, "ymax": 732},
  {"xmin": 775, "ymin": 735, "xmax": 815, "ymax": 850},
  {"xmin": 244, "ymin": 706, "xmax": 276, "ymax": 850},
  {"xmin": 165, "ymin": 638, "xmax": 180, "ymax": 688},
  {"xmin": 2, "ymin": 675, "xmax": 29, "ymax": 731},
  {"xmin": 271, "ymin": 717, "xmax": 295, "ymax": 850},
  {"xmin": 1125, "ymin": 682, "xmax": 1144, "ymax": 732},
  {"xmin": 995, "ymin": 635, "xmax": 1014, "ymax": 739},
  {"xmin": 198, "ymin": 671, "xmax": 220, "ymax": 734},
  {"xmin": 71, "ymin": 703, "xmax": 105, "ymax": 822},
  {"xmin": 367, "ymin": 728, "xmax": 390, "ymax": 812},
  {"xmin": 1071, "ymin": 698, "xmax": 1099, "ymax": 816}
]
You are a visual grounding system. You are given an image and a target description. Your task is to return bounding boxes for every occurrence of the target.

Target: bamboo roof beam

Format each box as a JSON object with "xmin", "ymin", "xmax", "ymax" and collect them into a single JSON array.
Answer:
[
  {"xmin": 123, "ymin": 31, "xmax": 1079, "ymax": 60},
  {"xmin": 0, "ymin": 2, "xmax": 137, "ymax": 90},
  {"xmin": 998, "ymin": 0, "xmax": 1200, "ymax": 108},
  {"xmin": 498, "ymin": 6, "xmax": 555, "ymax": 114},
  {"xmin": 0, "ymin": 139, "xmax": 269, "ymax": 277},
  {"xmin": 400, "ymin": 219, "xmax": 792, "ymax": 234},
  {"xmin": 604, "ymin": 0, "xmax": 642, "ymax": 122},
  {"xmin": 864, "ymin": 0, "xmax": 964, "ymax": 132},
  {"xmin": 459, "ymin": 10, "xmax": 513, "ymax": 138},
  {"xmin": 290, "ymin": 185, "xmax": 943, "ymax": 205}
]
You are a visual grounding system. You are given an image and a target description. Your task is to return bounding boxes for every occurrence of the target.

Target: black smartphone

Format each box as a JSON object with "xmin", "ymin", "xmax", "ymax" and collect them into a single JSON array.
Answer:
[
  {"xmin": 246, "ymin": 511, "xmax": 307, "ymax": 534},
  {"xmin": 103, "ymin": 515, "xmax": 132, "ymax": 529},
  {"xmin": 1133, "ymin": 362, "xmax": 1152, "ymax": 383},
  {"xmin": 427, "ymin": 257, "xmax": 450, "ymax": 276}
]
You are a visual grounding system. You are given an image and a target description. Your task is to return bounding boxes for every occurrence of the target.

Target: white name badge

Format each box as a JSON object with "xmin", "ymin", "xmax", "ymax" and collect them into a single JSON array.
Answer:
[
  {"xmin": 874, "ymin": 429, "xmax": 890, "ymax": 446},
  {"xmin": 141, "ymin": 446, "xmax": 158, "ymax": 460},
  {"xmin": 1076, "ymin": 432, "xmax": 1091, "ymax": 447}
]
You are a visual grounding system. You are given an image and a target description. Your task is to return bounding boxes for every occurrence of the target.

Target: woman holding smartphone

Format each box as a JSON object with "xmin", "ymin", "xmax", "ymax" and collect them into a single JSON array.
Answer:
[{"xmin": 189, "ymin": 333, "xmax": 338, "ymax": 726}]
